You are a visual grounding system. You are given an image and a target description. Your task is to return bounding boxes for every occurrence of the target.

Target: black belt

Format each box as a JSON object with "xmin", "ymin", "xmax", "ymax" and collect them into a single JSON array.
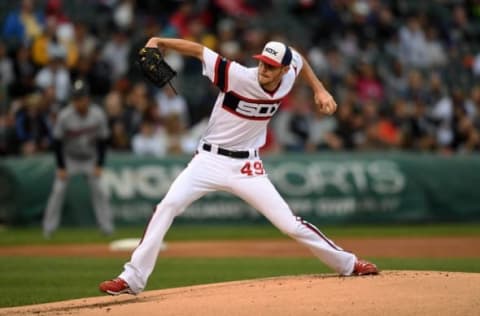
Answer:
[{"xmin": 202, "ymin": 143, "xmax": 256, "ymax": 159}]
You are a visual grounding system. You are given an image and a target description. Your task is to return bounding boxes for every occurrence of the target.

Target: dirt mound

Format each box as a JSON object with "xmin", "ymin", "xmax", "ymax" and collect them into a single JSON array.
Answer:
[{"xmin": 1, "ymin": 271, "xmax": 479, "ymax": 316}]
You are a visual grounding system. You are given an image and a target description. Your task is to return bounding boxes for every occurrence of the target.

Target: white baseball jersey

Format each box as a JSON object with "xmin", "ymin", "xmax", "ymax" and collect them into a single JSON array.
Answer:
[
  {"xmin": 116, "ymin": 45, "xmax": 359, "ymax": 294},
  {"xmin": 201, "ymin": 47, "xmax": 303, "ymax": 150}
]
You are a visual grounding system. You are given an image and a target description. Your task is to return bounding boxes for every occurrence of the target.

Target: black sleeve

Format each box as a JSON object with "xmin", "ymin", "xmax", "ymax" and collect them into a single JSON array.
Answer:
[
  {"xmin": 96, "ymin": 138, "xmax": 107, "ymax": 167},
  {"xmin": 53, "ymin": 138, "xmax": 65, "ymax": 169}
]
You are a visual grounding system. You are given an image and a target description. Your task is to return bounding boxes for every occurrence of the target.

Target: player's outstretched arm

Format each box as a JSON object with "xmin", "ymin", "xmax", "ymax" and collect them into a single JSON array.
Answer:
[
  {"xmin": 299, "ymin": 55, "xmax": 337, "ymax": 115},
  {"xmin": 145, "ymin": 37, "xmax": 204, "ymax": 61}
]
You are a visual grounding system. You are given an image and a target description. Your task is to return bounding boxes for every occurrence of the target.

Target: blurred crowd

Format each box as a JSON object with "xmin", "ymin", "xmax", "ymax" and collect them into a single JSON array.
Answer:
[{"xmin": 1, "ymin": 0, "xmax": 480, "ymax": 158}]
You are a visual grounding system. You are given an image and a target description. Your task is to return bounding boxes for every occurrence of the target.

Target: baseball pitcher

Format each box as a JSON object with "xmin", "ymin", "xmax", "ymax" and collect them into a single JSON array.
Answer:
[
  {"xmin": 100, "ymin": 38, "xmax": 378, "ymax": 295},
  {"xmin": 43, "ymin": 79, "xmax": 114, "ymax": 238}
]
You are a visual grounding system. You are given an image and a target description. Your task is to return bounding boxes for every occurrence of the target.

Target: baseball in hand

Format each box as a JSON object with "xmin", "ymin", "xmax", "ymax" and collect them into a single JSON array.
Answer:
[{"xmin": 314, "ymin": 91, "xmax": 337, "ymax": 115}]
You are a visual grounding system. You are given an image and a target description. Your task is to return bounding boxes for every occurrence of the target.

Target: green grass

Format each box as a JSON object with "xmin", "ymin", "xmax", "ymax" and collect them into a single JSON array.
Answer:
[
  {"xmin": 1, "ymin": 222, "xmax": 480, "ymax": 246},
  {"xmin": 1, "ymin": 256, "xmax": 480, "ymax": 308},
  {"xmin": 1, "ymin": 223, "xmax": 479, "ymax": 308}
]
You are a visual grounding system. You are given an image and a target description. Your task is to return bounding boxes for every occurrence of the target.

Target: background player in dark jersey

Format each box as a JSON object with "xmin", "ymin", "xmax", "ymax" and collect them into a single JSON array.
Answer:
[{"xmin": 43, "ymin": 79, "xmax": 114, "ymax": 238}]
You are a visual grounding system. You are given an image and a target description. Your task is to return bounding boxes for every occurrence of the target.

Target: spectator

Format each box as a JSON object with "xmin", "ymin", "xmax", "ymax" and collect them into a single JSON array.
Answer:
[
  {"xmin": 109, "ymin": 119, "xmax": 130, "ymax": 151},
  {"xmin": 466, "ymin": 86, "xmax": 480, "ymax": 121},
  {"xmin": 473, "ymin": 52, "xmax": 480, "ymax": 78},
  {"xmin": 355, "ymin": 62, "xmax": 384, "ymax": 103},
  {"xmin": 324, "ymin": 47, "xmax": 349, "ymax": 92},
  {"xmin": 30, "ymin": 17, "xmax": 53, "ymax": 67},
  {"xmin": 307, "ymin": 112, "xmax": 342, "ymax": 151},
  {"xmin": 332, "ymin": 98, "xmax": 357, "ymax": 150},
  {"xmin": 453, "ymin": 106, "xmax": 480, "ymax": 153},
  {"xmin": 102, "ymin": 89, "xmax": 128, "ymax": 151},
  {"xmin": 9, "ymin": 44, "xmax": 36, "ymax": 98},
  {"xmin": 184, "ymin": 17, "xmax": 217, "ymax": 50},
  {"xmin": 2, "ymin": 0, "xmax": 45, "ymax": 47},
  {"xmin": 216, "ymin": 18, "xmax": 241, "ymax": 60},
  {"xmin": 272, "ymin": 86, "xmax": 313, "ymax": 152},
  {"xmin": 131, "ymin": 119, "xmax": 166, "ymax": 157},
  {"xmin": 398, "ymin": 15, "xmax": 428, "ymax": 68},
  {"xmin": 113, "ymin": 0, "xmax": 135, "ymax": 31},
  {"xmin": 1, "ymin": 1, "xmax": 480, "ymax": 156},
  {"xmin": 163, "ymin": 113, "xmax": 196, "ymax": 155},
  {"xmin": 383, "ymin": 59, "xmax": 408, "ymax": 102},
  {"xmin": 357, "ymin": 100, "xmax": 383, "ymax": 150},
  {"xmin": 376, "ymin": 106, "xmax": 402, "ymax": 149},
  {"xmin": 14, "ymin": 92, "xmax": 52, "ymax": 155},
  {"xmin": 408, "ymin": 98, "xmax": 436, "ymax": 151},
  {"xmin": 87, "ymin": 46, "xmax": 113, "ymax": 97},
  {"xmin": 101, "ymin": 29, "xmax": 131, "ymax": 81},
  {"xmin": 424, "ymin": 26, "xmax": 447, "ymax": 69},
  {"xmin": 0, "ymin": 42, "xmax": 14, "ymax": 88},
  {"xmin": 371, "ymin": 5, "xmax": 397, "ymax": 44},
  {"xmin": 104, "ymin": 90, "xmax": 125, "ymax": 125},
  {"xmin": 168, "ymin": 1, "xmax": 195, "ymax": 38},
  {"xmin": 307, "ymin": 45, "xmax": 328, "ymax": 77},
  {"xmin": 73, "ymin": 21, "xmax": 98, "ymax": 59},
  {"xmin": 404, "ymin": 70, "xmax": 428, "ymax": 103},
  {"xmin": 123, "ymin": 82, "xmax": 153, "ymax": 137},
  {"xmin": 337, "ymin": 30, "xmax": 360, "ymax": 63},
  {"xmin": 31, "ymin": 16, "xmax": 67, "ymax": 67},
  {"xmin": 448, "ymin": 5, "xmax": 476, "ymax": 45},
  {"xmin": 155, "ymin": 85, "xmax": 189, "ymax": 127},
  {"xmin": 34, "ymin": 44, "xmax": 71, "ymax": 103},
  {"xmin": 431, "ymin": 92, "xmax": 455, "ymax": 152},
  {"xmin": 45, "ymin": 0, "xmax": 76, "ymax": 68}
]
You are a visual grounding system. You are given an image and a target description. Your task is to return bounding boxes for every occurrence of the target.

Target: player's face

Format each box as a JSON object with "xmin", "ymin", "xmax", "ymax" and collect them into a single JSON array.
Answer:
[
  {"xmin": 73, "ymin": 96, "xmax": 90, "ymax": 115},
  {"xmin": 257, "ymin": 61, "xmax": 289, "ymax": 90}
]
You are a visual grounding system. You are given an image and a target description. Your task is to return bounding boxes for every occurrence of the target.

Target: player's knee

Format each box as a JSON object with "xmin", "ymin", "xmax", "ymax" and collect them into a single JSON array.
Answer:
[{"xmin": 276, "ymin": 222, "xmax": 300, "ymax": 237}]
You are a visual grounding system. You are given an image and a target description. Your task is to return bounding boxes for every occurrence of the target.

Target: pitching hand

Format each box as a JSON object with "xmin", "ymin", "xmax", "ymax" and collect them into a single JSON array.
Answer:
[{"xmin": 314, "ymin": 89, "xmax": 337, "ymax": 115}]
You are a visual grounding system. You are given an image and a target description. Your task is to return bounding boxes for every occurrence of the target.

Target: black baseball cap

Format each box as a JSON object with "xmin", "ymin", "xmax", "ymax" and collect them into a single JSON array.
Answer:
[{"xmin": 71, "ymin": 80, "xmax": 90, "ymax": 99}]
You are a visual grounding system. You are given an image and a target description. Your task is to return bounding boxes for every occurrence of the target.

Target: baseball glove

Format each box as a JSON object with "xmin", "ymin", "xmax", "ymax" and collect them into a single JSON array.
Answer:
[{"xmin": 137, "ymin": 47, "xmax": 176, "ymax": 88}]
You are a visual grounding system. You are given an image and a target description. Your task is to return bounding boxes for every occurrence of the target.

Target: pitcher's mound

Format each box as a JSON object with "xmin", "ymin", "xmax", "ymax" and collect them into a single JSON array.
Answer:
[{"xmin": 2, "ymin": 271, "xmax": 479, "ymax": 316}]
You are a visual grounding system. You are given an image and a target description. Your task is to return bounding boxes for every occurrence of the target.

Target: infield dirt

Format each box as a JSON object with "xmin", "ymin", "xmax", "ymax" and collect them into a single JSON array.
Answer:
[
  {"xmin": 1, "ymin": 271, "xmax": 479, "ymax": 316},
  {"xmin": 1, "ymin": 237, "xmax": 480, "ymax": 315}
]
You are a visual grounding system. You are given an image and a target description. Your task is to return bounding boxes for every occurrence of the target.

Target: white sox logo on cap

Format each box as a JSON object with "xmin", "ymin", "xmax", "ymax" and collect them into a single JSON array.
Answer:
[
  {"xmin": 265, "ymin": 47, "xmax": 278, "ymax": 56},
  {"xmin": 253, "ymin": 41, "xmax": 292, "ymax": 67}
]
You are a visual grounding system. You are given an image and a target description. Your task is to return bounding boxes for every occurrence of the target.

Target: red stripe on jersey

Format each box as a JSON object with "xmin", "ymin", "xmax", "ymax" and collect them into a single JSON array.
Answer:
[
  {"xmin": 213, "ymin": 56, "xmax": 221, "ymax": 86},
  {"xmin": 222, "ymin": 105, "xmax": 272, "ymax": 121},
  {"xmin": 224, "ymin": 60, "xmax": 231, "ymax": 91}
]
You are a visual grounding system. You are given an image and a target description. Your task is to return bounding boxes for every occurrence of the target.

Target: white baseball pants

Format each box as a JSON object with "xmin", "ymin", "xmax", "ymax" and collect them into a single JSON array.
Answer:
[
  {"xmin": 43, "ymin": 158, "xmax": 114, "ymax": 236},
  {"xmin": 119, "ymin": 149, "xmax": 356, "ymax": 293}
]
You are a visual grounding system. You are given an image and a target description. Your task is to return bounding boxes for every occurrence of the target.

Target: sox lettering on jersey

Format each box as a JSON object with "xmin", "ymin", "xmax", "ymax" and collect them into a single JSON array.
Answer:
[
  {"xmin": 236, "ymin": 101, "xmax": 279, "ymax": 118},
  {"xmin": 222, "ymin": 91, "xmax": 282, "ymax": 120}
]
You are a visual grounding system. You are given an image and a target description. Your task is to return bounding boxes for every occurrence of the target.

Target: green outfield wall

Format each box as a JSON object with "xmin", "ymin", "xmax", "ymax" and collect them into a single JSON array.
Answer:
[{"xmin": 1, "ymin": 152, "xmax": 479, "ymax": 226}]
